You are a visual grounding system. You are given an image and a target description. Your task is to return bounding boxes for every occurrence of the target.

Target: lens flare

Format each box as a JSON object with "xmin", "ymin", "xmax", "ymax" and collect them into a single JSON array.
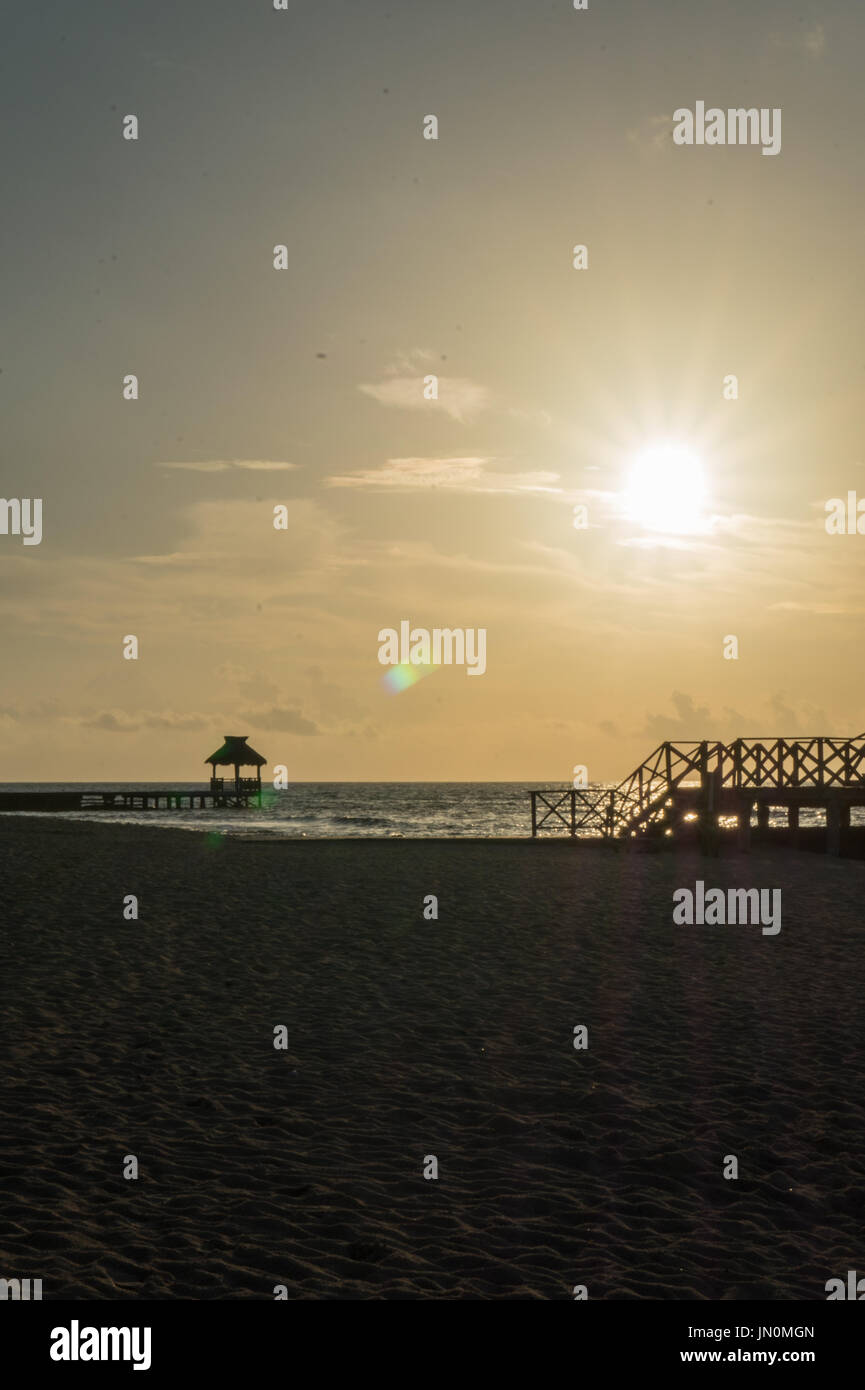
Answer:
[{"xmin": 382, "ymin": 663, "xmax": 434, "ymax": 694}]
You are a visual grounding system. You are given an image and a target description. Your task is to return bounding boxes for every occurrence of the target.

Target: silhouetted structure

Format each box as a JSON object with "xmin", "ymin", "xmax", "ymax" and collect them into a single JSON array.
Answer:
[
  {"xmin": 0, "ymin": 734, "xmax": 269, "ymax": 814},
  {"xmin": 206, "ymin": 735, "xmax": 266, "ymax": 807},
  {"xmin": 530, "ymin": 734, "xmax": 865, "ymax": 856}
]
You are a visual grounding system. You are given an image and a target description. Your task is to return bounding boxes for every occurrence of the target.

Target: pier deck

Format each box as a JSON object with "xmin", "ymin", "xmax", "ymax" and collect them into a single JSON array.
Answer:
[
  {"xmin": 530, "ymin": 735, "xmax": 865, "ymax": 854},
  {"xmin": 0, "ymin": 788, "xmax": 258, "ymax": 812}
]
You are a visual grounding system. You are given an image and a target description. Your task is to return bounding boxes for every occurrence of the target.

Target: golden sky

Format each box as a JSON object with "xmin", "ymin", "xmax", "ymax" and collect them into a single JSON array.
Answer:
[{"xmin": 2, "ymin": 1, "xmax": 864, "ymax": 781}]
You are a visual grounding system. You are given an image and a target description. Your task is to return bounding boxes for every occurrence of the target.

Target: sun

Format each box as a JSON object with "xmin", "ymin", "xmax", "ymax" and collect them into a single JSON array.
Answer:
[{"xmin": 622, "ymin": 444, "xmax": 708, "ymax": 535}]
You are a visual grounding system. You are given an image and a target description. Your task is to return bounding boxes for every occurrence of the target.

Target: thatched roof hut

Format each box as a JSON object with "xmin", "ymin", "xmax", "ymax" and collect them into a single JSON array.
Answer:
[
  {"xmin": 204, "ymin": 736, "xmax": 266, "ymax": 807},
  {"xmin": 205, "ymin": 735, "xmax": 267, "ymax": 770}
]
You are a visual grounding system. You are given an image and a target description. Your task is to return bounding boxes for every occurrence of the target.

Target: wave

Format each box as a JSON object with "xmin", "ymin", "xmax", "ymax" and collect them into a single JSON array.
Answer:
[{"xmin": 329, "ymin": 814, "xmax": 395, "ymax": 828}]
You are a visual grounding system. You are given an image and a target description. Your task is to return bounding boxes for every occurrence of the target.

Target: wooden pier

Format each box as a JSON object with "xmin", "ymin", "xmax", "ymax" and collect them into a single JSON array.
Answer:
[
  {"xmin": 530, "ymin": 735, "xmax": 865, "ymax": 855},
  {"xmin": 0, "ymin": 788, "xmax": 254, "ymax": 813},
  {"xmin": 0, "ymin": 735, "xmax": 269, "ymax": 816}
]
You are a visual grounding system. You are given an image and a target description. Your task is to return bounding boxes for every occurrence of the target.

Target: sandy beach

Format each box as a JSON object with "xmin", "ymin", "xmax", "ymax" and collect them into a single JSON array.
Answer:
[{"xmin": 1, "ymin": 817, "xmax": 863, "ymax": 1300}]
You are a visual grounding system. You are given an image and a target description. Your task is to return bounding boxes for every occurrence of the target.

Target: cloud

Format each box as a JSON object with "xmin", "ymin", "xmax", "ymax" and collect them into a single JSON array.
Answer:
[
  {"xmin": 358, "ymin": 376, "xmax": 491, "ymax": 422},
  {"xmin": 240, "ymin": 707, "xmax": 321, "ymax": 735},
  {"xmin": 79, "ymin": 703, "xmax": 318, "ymax": 738},
  {"xmin": 507, "ymin": 406, "xmax": 553, "ymax": 429},
  {"xmin": 626, "ymin": 113, "xmax": 674, "ymax": 154},
  {"xmin": 801, "ymin": 23, "xmax": 826, "ymax": 56},
  {"xmin": 642, "ymin": 691, "xmax": 712, "ymax": 742},
  {"xmin": 771, "ymin": 23, "xmax": 825, "ymax": 58},
  {"xmin": 385, "ymin": 348, "xmax": 439, "ymax": 371},
  {"xmin": 142, "ymin": 712, "xmax": 209, "ymax": 730},
  {"xmin": 768, "ymin": 600, "xmax": 865, "ymax": 615},
  {"xmin": 129, "ymin": 552, "xmax": 212, "ymax": 567},
  {"xmin": 79, "ymin": 710, "xmax": 209, "ymax": 733},
  {"xmin": 216, "ymin": 665, "xmax": 281, "ymax": 702},
  {"xmin": 157, "ymin": 460, "xmax": 299, "ymax": 472},
  {"xmin": 303, "ymin": 666, "xmax": 365, "ymax": 721},
  {"xmin": 764, "ymin": 692, "xmax": 830, "ymax": 736},
  {"xmin": 80, "ymin": 711, "xmax": 141, "ymax": 733},
  {"xmin": 640, "ymin": 691, "xmax": 834, "ymax": 745},
  {"xmin": 326, "ymin": 456, "xmax": 561, "ymax": 494},
  {"xmin": 0, "ymin": 700, "xmax": 62, "ymax": 723}
]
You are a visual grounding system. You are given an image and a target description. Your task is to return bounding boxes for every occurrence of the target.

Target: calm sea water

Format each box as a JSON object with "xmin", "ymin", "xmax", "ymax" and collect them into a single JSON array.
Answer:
[
  {"xmin": 0, "ymin": 783, "xmax": 854, "ymax": 840},
  {"xmin": 0, "ymin": 783, "xmax": 548, "ymax": 838}
]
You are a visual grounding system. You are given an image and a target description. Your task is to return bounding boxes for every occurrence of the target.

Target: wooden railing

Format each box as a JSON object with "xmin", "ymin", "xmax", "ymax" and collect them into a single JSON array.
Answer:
[
  {"xmin": 529, "ymin": 788, "xmax": 614, "ymax": 837},
  {"xmin": 210, "ymin": 777, "xmax": 261, "ymax": 797},
  {"xmin": 530, "ymin": 735, "xmax": 865, "ymax": 839}
]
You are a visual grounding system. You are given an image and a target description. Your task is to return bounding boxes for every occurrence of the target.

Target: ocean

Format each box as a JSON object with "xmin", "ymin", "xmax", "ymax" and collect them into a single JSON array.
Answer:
[
  {"xmin": 0, "ymin": 782, "xmax": 857, "ymax": 840},
  {"xmin": 0, "ymin": 782, "xmax": 546, "ymax": 838}
]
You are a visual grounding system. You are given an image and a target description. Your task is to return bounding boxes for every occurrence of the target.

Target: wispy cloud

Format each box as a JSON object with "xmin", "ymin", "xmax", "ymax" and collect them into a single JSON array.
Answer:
[
  {"xmin": 771, "ymin": 22, "xmax": 825, "ymax": 58},
  {"xmin": 626, "ymin": 113, "xmax": 673, "ymax": 154},
  {"xmin": 157, "ymin": 460, "xmax": 299, "ymax": 473},
  {"xmin": 79, "ymin": 710, "xmax": 209, "ymax": 733},
  {"xmin": 358, "ymin": 376, "xmax": 491, "ymax": 423},
  {"xmin": 802, "ymin": 23, "xmax": 826, "ymax": 56},
  {"xmin": 0, "ymin": 700, "xmax": 62, "ymax": 724},
  {"xmin": 326, "ymin": 456, "xmax": 561, "ymax": 494}
]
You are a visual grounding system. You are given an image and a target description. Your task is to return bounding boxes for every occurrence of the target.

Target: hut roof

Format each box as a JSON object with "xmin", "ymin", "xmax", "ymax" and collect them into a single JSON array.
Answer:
[{"xmin": 205, "ymin": 735, "xmax": 267, "ymax": 767}]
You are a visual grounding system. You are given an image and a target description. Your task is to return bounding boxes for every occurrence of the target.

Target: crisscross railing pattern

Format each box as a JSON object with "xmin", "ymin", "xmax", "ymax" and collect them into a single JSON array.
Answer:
[
  {"xmin": 530, "ymin": 788, "xmax": 613, "ymax": 836},
  {"xmin": 530, "ymin": 735, "xmax": 865, "ymax": 838}
]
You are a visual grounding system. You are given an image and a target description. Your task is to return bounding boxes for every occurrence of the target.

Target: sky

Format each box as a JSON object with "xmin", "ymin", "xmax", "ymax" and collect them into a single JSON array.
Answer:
[{"xmin": 2, "ymin": 0, "xmax": 865, "ymax": 782}]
